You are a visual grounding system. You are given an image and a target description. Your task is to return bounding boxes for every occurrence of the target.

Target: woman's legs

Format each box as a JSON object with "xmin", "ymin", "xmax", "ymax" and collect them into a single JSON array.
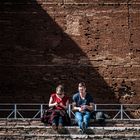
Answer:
[
  {"xmin": 52, "ymin": 116, "xmax": 58, "ymax": 125},
  {"xmin": 58, "ymin": 116, "xmax": 63, "ymax": 125},
  {"xmin": 52, "ymin": 117, "xmax": 58, "ymax": 130},
  {"xmin": 52, "ymin": 116, "xmax": 64, "ymax": 130}
]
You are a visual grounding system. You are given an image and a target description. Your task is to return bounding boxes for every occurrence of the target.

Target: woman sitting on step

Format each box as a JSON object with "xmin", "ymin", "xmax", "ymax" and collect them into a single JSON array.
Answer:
[{"xmin": 47, "ymin": 84, "xmax": 70, "ymax": 131}]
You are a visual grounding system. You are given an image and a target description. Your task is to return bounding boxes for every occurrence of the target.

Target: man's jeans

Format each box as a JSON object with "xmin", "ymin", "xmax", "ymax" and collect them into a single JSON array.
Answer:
[{"xmin": 75, "ymin": 111, "xmax": 91, "ymax": 129}]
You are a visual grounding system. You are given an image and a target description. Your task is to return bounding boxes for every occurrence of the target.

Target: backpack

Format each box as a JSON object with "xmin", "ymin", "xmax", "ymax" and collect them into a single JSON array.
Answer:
[
  {"xmin": 95, "ymin": 111, "xmax": 110, "ymax": 125},
  {"xmin": 90, "ymin": 111, "xmax": 110, "ymax": 125}
]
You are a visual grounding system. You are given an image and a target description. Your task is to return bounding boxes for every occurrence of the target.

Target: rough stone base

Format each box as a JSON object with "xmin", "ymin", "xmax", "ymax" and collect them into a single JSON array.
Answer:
[{"xmin": 0, "ymin": 120, "xmax": 140, "ymax": 139}]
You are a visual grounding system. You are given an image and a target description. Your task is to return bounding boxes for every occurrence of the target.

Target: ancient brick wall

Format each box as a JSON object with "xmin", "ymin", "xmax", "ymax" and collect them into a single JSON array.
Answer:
[{"xmin": 0, "ymin": 0, "xmax": 139, "ymax": 104}]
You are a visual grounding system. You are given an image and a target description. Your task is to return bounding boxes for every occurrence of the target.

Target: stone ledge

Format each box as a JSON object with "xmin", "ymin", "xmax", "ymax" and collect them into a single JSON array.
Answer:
[
  {"xmin": 1, "ymin": 119, "xmax": 140, "ymax": 127},
  {"xmin": 0, "ymin": 126, "xmax": 140, "ymax": 136},
  {"xmin": 0, "ymin": 134, "xmax": 140, "ymax": 139},
  {"xmin": 0, "ymin": 126, "xmax": 140, "ymax": 129},
  {"xmin": 0, "ymin": 121, "xmax": 140, "ymax": 139}
]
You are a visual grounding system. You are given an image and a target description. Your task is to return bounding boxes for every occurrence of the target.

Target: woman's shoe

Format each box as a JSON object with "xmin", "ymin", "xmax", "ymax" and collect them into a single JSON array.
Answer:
[
  {"xmin": 58, "ymin": 124, "xmax": 63, "ymax": 130},
  {"xmin": 58, "ymin": 124, "xmax": 65, "ymax": 134},
  {"xmin": 52, "ymin": 123, "xmax": 57, "ymax": 130}
]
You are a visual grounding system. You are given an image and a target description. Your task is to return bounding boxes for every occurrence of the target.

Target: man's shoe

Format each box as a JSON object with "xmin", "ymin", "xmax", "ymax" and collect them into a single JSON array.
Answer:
[
  {"xmin": 82, "ymin": 122, "xmax": 87, "ymax": 133},
  {"xmin": 78, "ymin": 129, "xmax": 84, "ymax": 134}
]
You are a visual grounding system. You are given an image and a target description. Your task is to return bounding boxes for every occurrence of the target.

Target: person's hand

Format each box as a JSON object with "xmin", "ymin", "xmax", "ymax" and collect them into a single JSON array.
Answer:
[
  {"xmin": 59, "ymin": 102, "xmax": 64, "ymax": 106},
  {"xmin": 81, "ymin": 105, "xmax": 87, "ymax": 109},
  {"xmin": 78, "ymin": 107, "xmax": 82, "ymax": 112},
  {"xmin": 78, "ymin": 107, "xmax": 85, "ymax": 112},
  {"xmin": 54, "ymin": 102, "xmax": 59, "ymax": 107}
]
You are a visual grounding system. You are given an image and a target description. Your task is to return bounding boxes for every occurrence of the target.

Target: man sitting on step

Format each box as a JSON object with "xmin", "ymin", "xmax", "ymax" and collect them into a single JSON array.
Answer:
[{"xmin": 72, "ymin": 82, "xmax": 94, "ymax": 134}]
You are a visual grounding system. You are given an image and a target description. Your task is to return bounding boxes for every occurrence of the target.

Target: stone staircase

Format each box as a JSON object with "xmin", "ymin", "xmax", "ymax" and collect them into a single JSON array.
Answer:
[{"xmin": 0, "ymin": 119, "xmax": 140, "ymax": 140}]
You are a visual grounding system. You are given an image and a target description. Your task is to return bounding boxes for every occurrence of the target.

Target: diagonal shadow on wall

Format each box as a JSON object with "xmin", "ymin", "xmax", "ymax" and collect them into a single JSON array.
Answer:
[{"xmin": 0, "ymin": 0, "xmax": 119, "ymax": 105}]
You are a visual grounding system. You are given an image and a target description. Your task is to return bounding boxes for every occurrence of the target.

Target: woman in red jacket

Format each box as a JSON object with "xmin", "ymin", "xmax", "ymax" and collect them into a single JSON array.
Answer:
[{"xmin": 48, "ymin": 84, "xmax": 69, "ymax": 130}]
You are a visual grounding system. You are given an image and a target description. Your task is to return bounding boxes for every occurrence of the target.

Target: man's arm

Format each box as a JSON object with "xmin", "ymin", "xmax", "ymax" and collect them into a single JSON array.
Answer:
[
  {"xmin": 72, "ymin": 94, "xmax": 81, "ymax": 111},
  {"xmin": 73, "ymin": 102, "xmax": 88, "ymax": 112},
  {"xmin": 85, "ymin": 103, "xmax": 94, "ymax": 111},
  {"xmin": 72, "ymin": 102, "xmax": 81, "ymax": 111}
]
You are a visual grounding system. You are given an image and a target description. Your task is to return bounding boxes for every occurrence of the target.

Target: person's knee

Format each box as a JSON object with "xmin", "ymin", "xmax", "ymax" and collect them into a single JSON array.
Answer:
[
  {"xmin": 84, "ymin": 114, "xmax": 90, "ymax": 121},
  {"xmin": 83, "ymin": 118, "xmax": 90, "ymax": 124},
  {"xmin": 83, "ymin": 115, "xmax": 90, "ymax": 124},
  {"xmin": 75, "ymin": 113, "xmax": 82, "ymax": 121},
  {"xmin": 76, "ymin": 116, "xmax": 83, "ymax": 122}
]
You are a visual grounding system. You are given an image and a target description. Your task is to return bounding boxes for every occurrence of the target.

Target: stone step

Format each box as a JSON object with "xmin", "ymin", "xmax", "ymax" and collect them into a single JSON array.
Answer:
[
  {"xmin": 0, "ymin": 128, "xmax": 140, "ymax": 140},
  {"xmin": 0, "ymin": 133, "xmax": 140, "ymax": 140},
  {"xmin": 0, "ymin": 125, "xmax": 140, "ymax": 134},
  {"xmin": 0, "ymin": 119, "xmax": 140, "ymax": 127},
  {"xmin": 0, "ymin": 120, "xmax": 140, "ymax": 139}
]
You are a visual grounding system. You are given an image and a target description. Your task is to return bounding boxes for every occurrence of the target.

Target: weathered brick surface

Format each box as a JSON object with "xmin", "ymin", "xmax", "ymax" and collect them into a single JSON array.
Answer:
[{"xmin": 0, "ymin": 0, "xmax": 139, "ymax": 107}]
